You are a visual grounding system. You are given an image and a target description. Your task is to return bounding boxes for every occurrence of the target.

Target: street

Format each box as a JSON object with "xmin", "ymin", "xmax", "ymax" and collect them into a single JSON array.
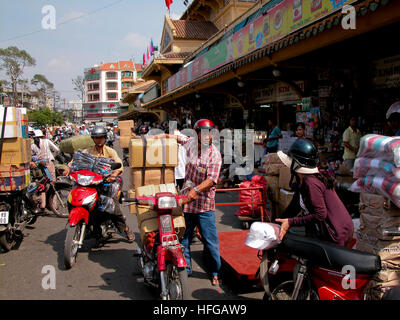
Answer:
[{"xmin": 0, "ymin": 141, "xmax": 264, "ymax": 300}]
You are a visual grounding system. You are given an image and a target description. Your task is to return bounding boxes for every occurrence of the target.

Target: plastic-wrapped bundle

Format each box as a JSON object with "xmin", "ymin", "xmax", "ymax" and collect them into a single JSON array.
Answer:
[
  {"xmin": 354, "ymin": 157, "xmax": 400, "ymax": 180},
  {"xmin": 93, "ymin": 157, "xmax": 114, "ymax": 175},
  {"xmin": 71, "ymin": 151, "xmax": 96, "ymax": 171},
  {"xmin": 98, "ymin": 194, "xmax": 115, "ymax": 214},
  {"xmin": 101, "ymin": 181, "xmax": 120, "ymax": 198},
  {"xmin": 357, "ymin": 135, "xmax": 400, "ymax": 167},
  {"xmin": 350, "ymin": 176, "xmax": 400, "ymax": 208}
]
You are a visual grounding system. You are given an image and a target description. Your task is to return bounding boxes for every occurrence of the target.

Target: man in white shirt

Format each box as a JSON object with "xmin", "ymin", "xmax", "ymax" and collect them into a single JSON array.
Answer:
[{"xmin": 174, "ymin": 128, "xmax": 187, "ymax": 190}]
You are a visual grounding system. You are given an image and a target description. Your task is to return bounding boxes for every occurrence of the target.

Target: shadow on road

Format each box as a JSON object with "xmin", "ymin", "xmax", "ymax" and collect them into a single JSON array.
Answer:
[{"xmin": 87, "ymin": 247, "xmax": 154, "ymax": 300}]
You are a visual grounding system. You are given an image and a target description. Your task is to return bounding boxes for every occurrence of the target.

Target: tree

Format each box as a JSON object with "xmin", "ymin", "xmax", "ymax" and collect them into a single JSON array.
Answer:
[
  {"xmin": 28, "ymin": 107, "xmax": 64, "ymax": 126},
  {"xmin": 72, "ymin": 75, "xmax": 85, "ymax": 102},
  {"xmin": 0, "ymin": 46, "xmax": 36, "ymax": 107},
  {"xmin": 31, "ymin": 74, "xmax": 54, "ymax": 109}
]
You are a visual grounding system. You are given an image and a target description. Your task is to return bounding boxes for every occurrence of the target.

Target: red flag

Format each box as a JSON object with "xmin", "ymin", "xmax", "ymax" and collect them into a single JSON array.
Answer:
[
  {"xmin": 165, "ymin": 0, "xmax": 173, "ymax": 10},
  {"xmin": 143, "ymin": 53, "xmax": 145, "ymax": 65}
]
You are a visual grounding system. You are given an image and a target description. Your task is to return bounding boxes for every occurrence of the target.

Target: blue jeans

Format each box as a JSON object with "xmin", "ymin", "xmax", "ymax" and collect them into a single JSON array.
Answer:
[{"xmin": 180, "ymin": 211, "xmax": 221, "ymax": 277}]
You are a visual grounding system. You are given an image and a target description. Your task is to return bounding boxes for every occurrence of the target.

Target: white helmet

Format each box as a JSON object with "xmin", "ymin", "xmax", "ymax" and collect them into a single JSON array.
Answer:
[
  {"xmin": 245, "ymin": 222, "xmax": 281, "ymax": 250},
  {"xmin": 34, "ymin": 129, "xmax": 44, "ymax": 138}
]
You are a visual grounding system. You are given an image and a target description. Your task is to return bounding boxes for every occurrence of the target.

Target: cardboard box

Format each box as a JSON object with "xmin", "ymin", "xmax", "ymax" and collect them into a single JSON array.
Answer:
[
  {"xmin": 359, "ymin": 192, "xmax": 400, "ymax": 217},
  {"xmin": 1, "ymin": 138, "xmax": 31, "ymax": 165},
  {"xmin": 129, "ymin": 137, "xmax": 178, "ymax": 168},
  {"xmin": 118, "ymin": 120, "xmax": 134, "ymax": 130},
  {"xmin": 356, "ymin": 231, "xmax": 400, "ymax": 263},
  {"xmin": 0, "ymin": 163, "xmax": 29, "ymax": 191},
  {"xmin": 360, "ymin": 213, "xmax": 400, "ymax": 241},
  {"xmin": 119, "ymin": 136, "xmax": 131, "ymax": 149},
  {"xmin": 264, "ymin": 153, "xmax": 285, "ymax": 175},
  {"xmin": 129, "ymin": 184, "xmax": 186, "ymax": 243},
  {"xmin": 119, "ymin": 128, "xmax": 132, "ymax": 137},
  {"xmin": 131, "ymin": 167, "xmax": 175, "ymax": 188},
  {"xmin": 278, "ymin": 189, "xmax": 295, "ymax": 217},
  {"xmin": 279, "ymin": 166, "xmax": 292, "ymax": 191},
  {"xmin": 265, "ymin": 175, "xmax": 280, "ymax": 203}
]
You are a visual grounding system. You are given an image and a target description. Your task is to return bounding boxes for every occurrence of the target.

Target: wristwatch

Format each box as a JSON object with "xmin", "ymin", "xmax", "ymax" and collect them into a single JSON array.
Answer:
[{"xmin": 193, "ymin": 186, "xmax": 200, "ymax": 193}]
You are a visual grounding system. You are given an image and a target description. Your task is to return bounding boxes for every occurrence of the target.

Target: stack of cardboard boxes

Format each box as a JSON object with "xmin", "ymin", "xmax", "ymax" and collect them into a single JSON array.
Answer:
[
  {"xmin": 264, "ymin": 153, "xmax": 295, "ymax": 219},
  {"xmin": 127, "ymin": 136, "xmax": 184, "ymax": 243},
  {"xmin": 118, "ymin": 120, "xmax": 135, "ymax": 149},
  {"xmin": 355, "ymin": 192, "xmax": 400, "ymax": 299},
  {"xmin": 0, "ymin": 107, "xmax": 31, "ymax": 192}
]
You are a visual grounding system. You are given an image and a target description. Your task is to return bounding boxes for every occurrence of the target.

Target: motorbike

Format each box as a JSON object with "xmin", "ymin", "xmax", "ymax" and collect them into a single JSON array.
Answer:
[
  {"xmin": 0, "ymin": 189, "xmax": 38, "ymax": 252},
  {"xmin": 257, "ymin": 230, "xmax": 388, "ymax": 300},
  {"xmin": 26, "ymin": 159, "xmax": 71, "ymax": 218},
  {"xmin": 124, "ymin": 192, "xmax": 189, "ymax": 300},
  {"xmin": 63, "ymin": 162, "xmax": 123, "ymax": 269}
]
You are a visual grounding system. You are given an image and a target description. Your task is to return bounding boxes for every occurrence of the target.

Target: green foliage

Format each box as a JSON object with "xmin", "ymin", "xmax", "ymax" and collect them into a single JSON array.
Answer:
[{"xmin": 28, "ymin": 107, "xmax": 64, "ymax": 126}]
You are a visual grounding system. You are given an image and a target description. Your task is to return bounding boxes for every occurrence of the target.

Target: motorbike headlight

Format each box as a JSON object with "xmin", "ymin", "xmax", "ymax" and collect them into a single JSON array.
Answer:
[
  {"xmin": 77, "ymin": 174, "xmax": 94, "ymax": 186},
  {"xmin": 157, "ymin": 196, "xmax": 177, "ymax": 209}
]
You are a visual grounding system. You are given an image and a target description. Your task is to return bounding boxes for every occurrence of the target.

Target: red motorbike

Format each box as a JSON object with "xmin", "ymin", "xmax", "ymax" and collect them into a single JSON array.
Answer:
[
  {"xmin": 63, "ymin": 162, "xmax": 122, "ymax": 269},
  {"xmin": 257, "ymin": 232, "xmax": 384, "ymax": 300},
  {"xmin": 124, "ymin": 193, "xmax": 189, "ymax": 300}
]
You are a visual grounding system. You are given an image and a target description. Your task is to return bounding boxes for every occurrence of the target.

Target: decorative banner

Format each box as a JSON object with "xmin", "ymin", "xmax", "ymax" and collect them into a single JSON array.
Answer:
[{"xmin": 167, "ymin": 0, "xmax": 357, "ymax": 94}]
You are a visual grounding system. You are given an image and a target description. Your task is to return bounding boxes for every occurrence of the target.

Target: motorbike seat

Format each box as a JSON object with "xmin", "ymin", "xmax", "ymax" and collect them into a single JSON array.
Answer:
[{"xmin": 280, "ymin": 233, "xmax": 381, "ymax": 275}]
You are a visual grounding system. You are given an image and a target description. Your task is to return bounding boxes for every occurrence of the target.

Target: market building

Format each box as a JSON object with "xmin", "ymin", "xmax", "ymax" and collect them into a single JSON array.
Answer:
[{"xmin": 124, "ymin": 0, "xmax": 399, "ymax": 160}]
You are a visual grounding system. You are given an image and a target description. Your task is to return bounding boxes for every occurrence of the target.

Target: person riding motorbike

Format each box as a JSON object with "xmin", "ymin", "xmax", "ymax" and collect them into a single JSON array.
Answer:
[
  {"xmin": 31, "ymin": 129, "xmax": 60, "ymax": 213},
  {"xmin": 275, "ymin": 138, "xmax": 354, "ymax": 247},
  {"xmin": 63, "ymin": 126, "xmax": 134, "ymax": 244}
]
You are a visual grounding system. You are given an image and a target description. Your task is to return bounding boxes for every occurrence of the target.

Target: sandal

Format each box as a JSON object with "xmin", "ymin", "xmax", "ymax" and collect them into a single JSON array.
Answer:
[
  {"xmin": 124, "ymin": 227, "xmax": 135, "ymax": 243},
  {"xmin": 212, "ymin": 276, "xmax": 221, "ymax": 286}
]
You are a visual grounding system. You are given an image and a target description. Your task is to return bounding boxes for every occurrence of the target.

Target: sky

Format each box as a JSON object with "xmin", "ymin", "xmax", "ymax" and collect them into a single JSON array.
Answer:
[{"xmin": 0, "ymin": 0, "xmax": 189, "ymax": 103}]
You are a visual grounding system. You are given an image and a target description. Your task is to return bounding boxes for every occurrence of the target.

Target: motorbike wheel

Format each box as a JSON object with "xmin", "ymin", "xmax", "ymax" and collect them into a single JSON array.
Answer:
[
  {"xmin": 271, "ymin": 280, "xmax": 319, "ymax": 300},
  {"xmin": 165, "ymin": 263, "xmax": 189, "ymax": 300},
  {"xmin": 0, "ymin": 231, "xmax": 16, "ymax": 252},
  {"xmin": 49, "ymin": 187, "xmax": 71, "ymax": 218},
  {"xmin": 64, "ymin": 223, "xmax": 83, "ymax": 269}
]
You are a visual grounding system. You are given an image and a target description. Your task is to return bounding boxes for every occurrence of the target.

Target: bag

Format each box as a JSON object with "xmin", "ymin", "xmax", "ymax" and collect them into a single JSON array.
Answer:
[{"xmin": 235, "ymin": 175, "xmax": 267, "ymax": 217}]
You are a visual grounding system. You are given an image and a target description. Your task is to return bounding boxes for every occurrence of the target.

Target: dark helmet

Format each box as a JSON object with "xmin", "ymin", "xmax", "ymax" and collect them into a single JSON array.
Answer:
[
  {"xmin": 139, "ymin": 125, "xmax": 149, "ymax": 135},
  {"xmin": 91, "ymin": 126, "xmax": 107, "ymax": 138},
  {"xmin": 288, "ymin": 138, "xmax": 320, "ymax": 168},
  {"xmin": 193, "ymin": 119, "xmax": 215, "ymax": 131}
]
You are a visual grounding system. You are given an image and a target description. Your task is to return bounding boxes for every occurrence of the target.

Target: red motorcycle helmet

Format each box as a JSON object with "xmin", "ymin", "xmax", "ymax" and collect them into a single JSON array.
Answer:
[{"xmin": 193, "ymin": 119, "xmax": 215, "ymax": 131}]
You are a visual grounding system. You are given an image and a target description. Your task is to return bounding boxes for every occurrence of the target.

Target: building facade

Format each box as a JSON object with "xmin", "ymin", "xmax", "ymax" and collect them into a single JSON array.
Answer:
[{"xmin": 83, "ymin": 60, "xmax": 142, "ymax": 123}]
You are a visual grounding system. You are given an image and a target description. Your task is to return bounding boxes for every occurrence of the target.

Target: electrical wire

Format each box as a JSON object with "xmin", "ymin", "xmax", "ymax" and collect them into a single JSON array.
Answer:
[{"xmin": 0, "ymin": 0, "xmax": 125, "ymax": 44}]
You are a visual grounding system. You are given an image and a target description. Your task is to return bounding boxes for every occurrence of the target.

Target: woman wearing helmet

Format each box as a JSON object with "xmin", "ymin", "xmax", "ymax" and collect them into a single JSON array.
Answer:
[{"xmin": 275, "ymin": 139, "xmax": 353, "ymax": 247}]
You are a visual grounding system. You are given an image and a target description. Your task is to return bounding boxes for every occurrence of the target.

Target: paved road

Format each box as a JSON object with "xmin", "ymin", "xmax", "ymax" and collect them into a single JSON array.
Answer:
[{"xmin": 0, "ymin": 141, "xmax": 264, "ymax": 300}]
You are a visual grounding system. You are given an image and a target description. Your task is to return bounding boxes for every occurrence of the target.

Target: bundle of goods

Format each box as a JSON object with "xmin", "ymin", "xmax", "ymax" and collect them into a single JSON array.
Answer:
[
  {"xmin": 129, "ymin": 136, "xmax": 178, "ymax": 188},
  {"xmin": 118, "ymin": 120, "xmax": 134, "ymax": 149},
  {"xmin": 355, "ymin": 192, "xmax": 400, "ymax": 300},
  {"xmin": 0, "ymin": 107, "xmax": 31, "ymax": 192},
  {"xmin": 71, "ymin": 151, "xmax": 115, "ymax": 175},
  {"xmin": 234, "ymin": 175, "xmax": 267, "ymax": 218},
  {"xmin": 350, "ymin": 135, "xmax": 400, "ymax": 299},
  {"xmin": 0, "ymin": 106, "xmax": 29, "ymax": 139},
  {"xmin": 59, "ymin": 135, "xmax": 95, "ymax": 155},
  {"xmin": 264, "ymin": 152, "xmax": 285, "ymax": 175},
  {"xmin": 0, "ymin": 163, "xmax": 30, "ymax": 192},
  {"xmin": 128, "ymin": 184, "xmax": 185, "ymax": 243}
]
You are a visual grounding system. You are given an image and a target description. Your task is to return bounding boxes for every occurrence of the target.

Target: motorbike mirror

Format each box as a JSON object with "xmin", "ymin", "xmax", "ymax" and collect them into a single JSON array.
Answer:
[{"xmin": 111, "ymin": 163, "xmax": 122, "ymax": 170}]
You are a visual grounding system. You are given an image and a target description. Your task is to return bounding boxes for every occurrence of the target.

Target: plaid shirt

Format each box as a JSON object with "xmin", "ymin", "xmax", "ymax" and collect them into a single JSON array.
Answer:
[{"xmin": 181, "ymin": 136, "xmax": 222, "ymax": 214}]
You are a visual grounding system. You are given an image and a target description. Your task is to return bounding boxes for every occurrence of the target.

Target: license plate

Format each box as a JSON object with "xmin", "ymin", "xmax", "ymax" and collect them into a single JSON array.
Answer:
[{"xmin": 0, "ymin": 211, "xmax": 9, "ymax": 225}]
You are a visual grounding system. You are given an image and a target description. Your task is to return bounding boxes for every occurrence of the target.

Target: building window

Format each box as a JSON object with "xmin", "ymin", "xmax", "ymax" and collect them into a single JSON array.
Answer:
[
  {"xmin": 106, "ymin": 72, "xmax": 117, "ymax": 79},
  {"xmin": 87, "ymin": 83, "xmax": 99, "ymax": 91},
  {"xmin": 107, "ymin": 92, "xmax": 117, "ymax": 100},
  {"xmin": 88, "ymin": 94, "xmax": 99, "ymax": 102},
  {"xmin": 106, "ymin": 82, "xmax": 118, "ymax": 90}
]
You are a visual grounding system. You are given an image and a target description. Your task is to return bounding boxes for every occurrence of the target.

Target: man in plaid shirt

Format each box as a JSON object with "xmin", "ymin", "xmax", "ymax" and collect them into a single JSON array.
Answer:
[{"xmin": 154, "ymin": 119, "xmax": 223, "ymax": 286}]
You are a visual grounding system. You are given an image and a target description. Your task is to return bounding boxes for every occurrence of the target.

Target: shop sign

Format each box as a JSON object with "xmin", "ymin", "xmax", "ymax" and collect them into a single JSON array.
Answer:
[
  {"xmin": 371, "ymin": 55, "xmax": 400, "ymax": 89},
  {"xmin": 276, "ymin": 81, "xmax": 304, "ymax": 102},
  {"xmin": 103, "ymin": 103, "xmax": 119, "ymax": 113},
  {"xmin": 254, "ymin": 85, "xmax": 276, "ymax": 104},
  {"xmin": 302, "ymin": 97, "xmax": 311, "ymax": 111}
]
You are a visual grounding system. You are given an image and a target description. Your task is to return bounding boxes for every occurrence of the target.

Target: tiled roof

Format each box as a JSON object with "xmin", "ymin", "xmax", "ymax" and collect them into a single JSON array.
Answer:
[
  {"xmin": 170, "ymin": 20, "xmax": 218, "ymax": 40},
  {"xmin": 119, "ymin": 60, "xmax": 134, "ymax": 69},
  {"xmin": 161, "ymin": 52, "xmax": 192, "ymax": 59},
  {"xmin": 135, "ymin": 63, "xmax": 143, "ymax": 71}
]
